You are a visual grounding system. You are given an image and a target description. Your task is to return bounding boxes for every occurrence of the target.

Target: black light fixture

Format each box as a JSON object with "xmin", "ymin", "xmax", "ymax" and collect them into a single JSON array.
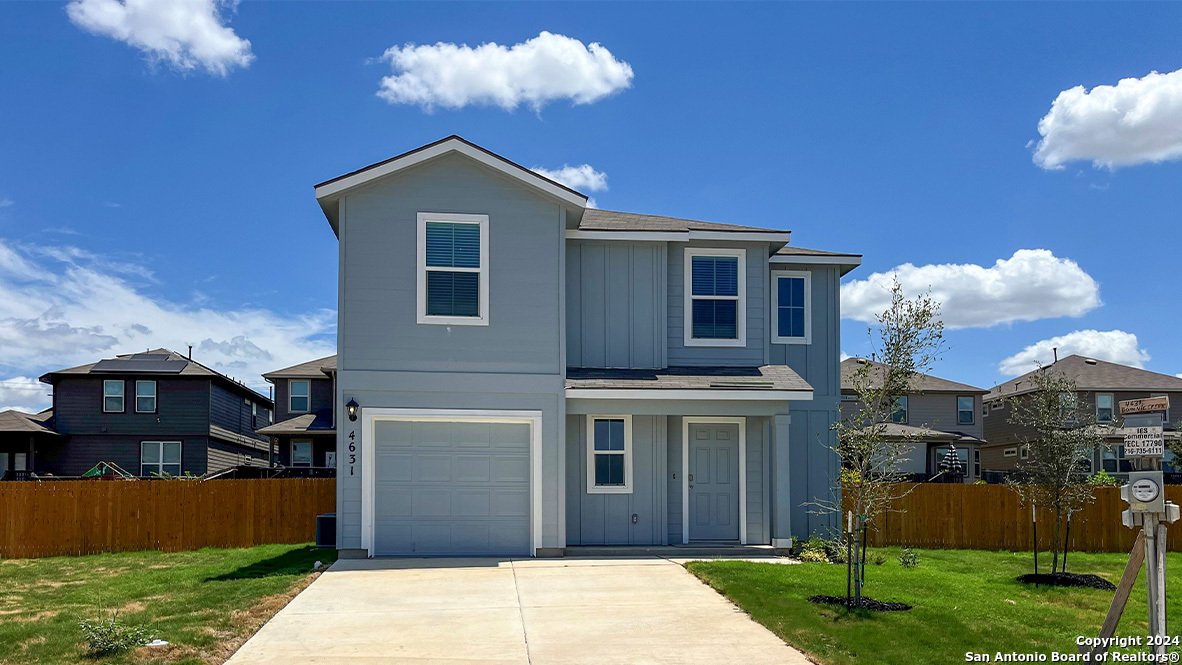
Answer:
[{"xmin": 346, "ymin": 398, "xmax": 359, "ymax": 422}]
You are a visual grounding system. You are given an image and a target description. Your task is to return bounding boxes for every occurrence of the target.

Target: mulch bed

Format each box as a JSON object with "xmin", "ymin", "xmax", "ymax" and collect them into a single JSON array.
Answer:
[
  {"xmin": 808, "ymin": 594, "xmax": 913, "ymax": 612},
  {"xmin": 1015, "ymin": 572, "xmax": 1116, "ymax": 591}
]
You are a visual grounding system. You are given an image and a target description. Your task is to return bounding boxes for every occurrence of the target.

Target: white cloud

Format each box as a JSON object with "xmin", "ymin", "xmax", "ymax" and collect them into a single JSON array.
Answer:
[
  {"xmin": 531, "ymin": 164, "xmax": 608, "ymax": 193},
  {"xmin": 66, "ymin": 0, "xmax": 253, "ymax": 76},
  {"xmin": 998, "ymin": 330, "xmax": 1150, "ymax": 376},
  {"xmin": 841, "ymin": 250, "xmax": 1100, "ymax": 329},
  {"xmin": 377, "ymin": 31, "xmax": 634, "ymax": 111},
  {"xmin": 0, "ymin": 198, "xmax": 13, "ymax": 208},
  {"xmin": 1033, "ymin": 67, "xmax": 1182, "ymax": 170},
  {"xmin": 0, "ymin": 377, "xmax": 51, "ymax": 414},
  {"xmin": 0, "ymin": 238, "xmax": 334, "ymax": 399}
]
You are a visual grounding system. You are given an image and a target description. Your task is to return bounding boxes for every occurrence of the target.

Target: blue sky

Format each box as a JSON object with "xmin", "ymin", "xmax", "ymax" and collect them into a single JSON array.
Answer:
[{"xmin": 2, "ymin": 1, "xmax": 1181, "ymax": 411}]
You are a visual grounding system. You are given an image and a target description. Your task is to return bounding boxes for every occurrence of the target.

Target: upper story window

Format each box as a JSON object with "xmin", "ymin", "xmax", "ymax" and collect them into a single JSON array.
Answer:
[
  {"xmin": 1095, "ymin": 394, "xmax": 1114, "ymax": 424},
  {"xmin": 892, "ymin": 396, "xmax": 908, "ymax": 424},
  {"xmin": 684, "ymin": 248, "xmax": 746, "ymax": 347},
  {"xmin": 417, "ymin": 212, "xmax": 489, "ymax": 326},
  {"xmin": 587, "ymin": 415, "xmax": 632, "ymax": 493},
  {"xmin": 771, "ymin": 270, "xmax": 811, "ymax": 344},
  {"xmin": 135, "ymin": 380, "xmax": 157, "ymax": 413},
  {"xmin": 1060, "ymin": 392, "xmax": 1077, "ymax": 420},
  {"xmin": 289, "ymin": 380, "xmax": 310, "ymax": 413},
  {"xmin": 103, "ymin": 379, "xmax": 124, "ymax": 413},
  {"xmin": 957, "ymin": 396, "xmax": 974, "ymax": 425}
]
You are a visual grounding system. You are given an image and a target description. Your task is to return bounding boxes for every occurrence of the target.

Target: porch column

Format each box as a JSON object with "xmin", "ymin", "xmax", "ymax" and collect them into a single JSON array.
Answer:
[
  {"xmin": 771, "ymin": 414, "xmax": 792, "ymax": 549},
  {"xmin": 28, "ymin": 435, "xmax": 34, "ymax": 474}
]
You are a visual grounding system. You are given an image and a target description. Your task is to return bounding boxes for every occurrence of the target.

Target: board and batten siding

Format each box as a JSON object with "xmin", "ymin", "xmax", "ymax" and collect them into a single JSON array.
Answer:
[
  {"xmin": 272, "ymin": 377, "xmax": 334, "ymax": 424},
  {"xmin": 768, "ymin": 264, "xmax": 842, "ymax": 398},
  {"xmin": 786, "ymin": 401, "xmax": 840, "ymax": 538},
  {"xmin": 52, "ymin": 377, "xmax": 211, "ymax": 436},
  {"xmin": 667, "ymin": 242, "xmax": 769, "ymax": 367},
  {"xmin": 566, "ymin": 241, "xmax": 667, "ymax": 369}
]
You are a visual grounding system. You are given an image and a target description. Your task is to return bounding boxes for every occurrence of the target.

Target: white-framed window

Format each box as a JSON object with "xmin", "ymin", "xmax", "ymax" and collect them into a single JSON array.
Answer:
[
  {"xmin": 417, "ymin": 212, "xmax": 489, "ymax": 326},
  {"xmin": 1020, "ymin": 445, "xmax": 1030, "ymax": 460},
  {"xmin": 771, "ymin": 270, "xmax": 811, "ymax": 344},
  {"xmin": 957, "ymin": 396, "xmax": 974, "ymax": 425},
  {"xmin": 291, "ymin": 440, "xmax": 312, "ymax": 467},
  {"xmin": 289, "ymin": 380, "xmax": 310, "ymax": 413},
  {"xmin": 1095, "ymin": 393, "xmax": 1114, "ymax": 424},
  {"xmin": 1151, "ymin": 393, "xmax": 1170, "ymax": 425},
  {"xmin": 892, "ymin": 396, "xmax": 909, "ymax": 424},
  {"xmin": 1003, "ymin": 447, "xmax": 1018, "ymax": 458},
  {"xmin": 991, "ymin": 402, "xmax": 1004, "ymax": 410},
  {"xmin": 586, "ymin": 415, "xmax": 632, "ymax": 494},
  {"xmin": 141, "ymin": 441, "xmax": 181, "ymax": 477},
  {"xmin": 973, "ymin": 449, "xmax": 981, "ymax": 477},
  {"xmin": 103, "ymin": 379, "xmax": 125, "ymax": 413},
  {"xmin": 135, "ymin": 380, "xmax": 156, "ymax": 413},
  {"xmin": 683, "ymin": 247, "xmax": 746, "ymax": 347}
]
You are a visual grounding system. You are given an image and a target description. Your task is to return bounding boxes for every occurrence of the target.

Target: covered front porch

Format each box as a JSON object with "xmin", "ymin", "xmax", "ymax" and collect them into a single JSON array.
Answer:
[{"xmin": 0, "ymin": 409, "xmax": 60, "ymax": 480}]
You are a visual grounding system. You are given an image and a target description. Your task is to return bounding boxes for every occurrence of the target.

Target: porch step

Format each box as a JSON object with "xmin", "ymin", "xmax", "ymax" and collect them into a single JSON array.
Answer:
[{"xmin": 562, "ymin": 544, "xmax": 787, "ymax": 558}]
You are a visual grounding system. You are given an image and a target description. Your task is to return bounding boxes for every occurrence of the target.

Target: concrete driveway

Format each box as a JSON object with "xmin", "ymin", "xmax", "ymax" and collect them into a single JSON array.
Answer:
[{"xmin": 225, "ymin": 556, "xmax": 811, "ymax": 664}]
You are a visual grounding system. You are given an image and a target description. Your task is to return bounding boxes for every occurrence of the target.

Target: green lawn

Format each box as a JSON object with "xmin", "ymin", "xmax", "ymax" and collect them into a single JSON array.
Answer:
[
  {"xmin": 687, "ymin": 548, "xmax": 1181, "ymax": 665},
  {"xmin": 0, "ymin": 544, "xmax": 336, "ymax": 665}
]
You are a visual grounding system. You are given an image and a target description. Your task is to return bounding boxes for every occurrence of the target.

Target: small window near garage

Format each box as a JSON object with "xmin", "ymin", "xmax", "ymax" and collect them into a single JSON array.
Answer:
[
  {"xmin": 141, "ymin": 441, "xmax": 181, "ymax": 477},
  {"xmin": 1004, "ymin": 447, "xmax": 1018, "ymax": 458},
  {"xmin": 289, "ymin": 380, "xmax": 310, "ymax": 413},
  {"xmin": 771, "ymin": 270, "xmax": 811, "ymax": 344},
  {"xmin": 957, "ymin": 396, "xmax": 974, "ymax": 425},
  {"xmin": 418, "ymin": 213, "xmax": 489, "ymax": 325},
  {"xmin": 892, "ymin": 396, "xmax": 908, "ymax": 424},
  {"xmin": 103, "ymin": 380, "xmax": 124, "ymax": 413},
  {"xmin": 684, "ymin": 248, "xmax": 746, "ymax": 347},
  {"xmin": 1095, "ymin": 394, "xmax": 1114, "ymax": 424},
  {"xmin": 135, "ymin": 380, "xmax": 156, "ymax": 413},
  {"xmin": 291, "ymin": 440, "xmax": 312, "ymax": 467},
  {"xmin": 587, "ymin": 415, "xmax": 632, "ymax": 494}
]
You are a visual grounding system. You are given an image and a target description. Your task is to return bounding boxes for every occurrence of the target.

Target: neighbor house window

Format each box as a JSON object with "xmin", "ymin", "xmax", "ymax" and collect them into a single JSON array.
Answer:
[
  {"xmin": 417, "ymin": 212, "xmax": 489, "ymax": 325},
  {"xmin": 1060, "ymin": 392, "xmax": 1077, "ymax": 420},
  {"xmin": 135, "ymin": 380, "xmax": 156, "ymax": 413},
  {"xmin": 973, "ymin": 449, "xmax": 981, "ymax": 477},
  {"xmin": 957, "ymin": 396, "xmax": 974, "ymax": 425},
  {"xmin": 586, "ymin": 415, "xmax": 632, "ymax": 494},
  {"xmin": 1004, "ymin": 447, "xmax": 1018, "ymax": 458},
  {"xmin": 141, "ymin": 441, "xmax": 181, "ymax": 477},
  {"xmin": 291, "ymin": 440, "xmax": 312, "ymax": 467},
  {"xmin": 289, "ymin": 380, "xmax": 309, "ymax": 413},
  {"xmin": 1095, "ymin": 394, "xmax": 1114, "ymax": 424},
  {"xmin": 1020, "ymin": 445, "xmax": 1030, "ymax": 460},
  {"xmin": 892, "ymin": 396, "xmax": 908, "ymax": 424},
  {"xmin": 771, "ymin": 270, "xmax": 811, "ymax": 344},
  {"xmin": 103, "ymin": 380, "xmax": 124, "ymax": 413},
  {"xmin": 684, "ymin": 248, "xmax": 746, "ymax": 347}
]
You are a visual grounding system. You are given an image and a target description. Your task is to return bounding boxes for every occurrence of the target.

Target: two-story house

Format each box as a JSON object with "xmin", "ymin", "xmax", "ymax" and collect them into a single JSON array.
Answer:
[
  {"xmin": 316, "ymin": 136, "xmax": 860, "ymax": 558},
  {"xmin": 839, "ymin": 358, "xmax": 988, "ymax": 482},
  {"xmin": 257, "ymin": 355, "xmax": 337, "ymax": 471},
  {"xmin": 982, "ymin": 354, "xmax": 1182, "ymax": 478},
  {"xmin": 28, "ymin": 348, "xmax": 274, "ymax": 477}
]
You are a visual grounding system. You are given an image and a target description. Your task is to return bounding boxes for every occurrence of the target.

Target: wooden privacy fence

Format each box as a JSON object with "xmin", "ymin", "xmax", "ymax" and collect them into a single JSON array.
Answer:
[
  {"xmin": 846, "ymin": 483, "xmax": 1182, "ymax": 553},
  {"xmin": 0, "ymin": 479, "xmax": 336, "ymax": 558}
]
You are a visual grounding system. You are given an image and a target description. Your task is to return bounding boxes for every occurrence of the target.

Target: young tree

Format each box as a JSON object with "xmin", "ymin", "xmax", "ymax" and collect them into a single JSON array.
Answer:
[
  {"xmin": 824, "ymin": 279, "xmax": 944, "ymax": 607},
  {"xmin": 1005, "ymin": 369, "xmax": 1105, "ymax": 574}
]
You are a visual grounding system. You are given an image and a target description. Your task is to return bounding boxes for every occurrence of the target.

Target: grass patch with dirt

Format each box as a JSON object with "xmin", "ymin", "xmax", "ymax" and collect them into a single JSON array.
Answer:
[
  {"xmin": 687, "ymin": 547, "xmax": 1182, "ymax": 665},
  {"xmin": 0, "ymin": 543, "xmax": 335, "ymax": 665}
]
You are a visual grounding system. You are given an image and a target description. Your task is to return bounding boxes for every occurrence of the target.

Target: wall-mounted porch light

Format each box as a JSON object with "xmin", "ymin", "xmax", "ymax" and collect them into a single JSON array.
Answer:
[{"xmin": 346, "ymin": 398, "xmax": 359, "ymax": 422}]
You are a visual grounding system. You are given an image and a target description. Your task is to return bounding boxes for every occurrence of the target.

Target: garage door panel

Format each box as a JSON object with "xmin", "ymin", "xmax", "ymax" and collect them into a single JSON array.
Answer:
[
  {"xmin": 413, "ymin": 421, "xmax": 454, "ymax": 447},
  {"xmin": 493, "ymin": 456, "xmax": 529, "ymax": 483},
  {"xmin": 493, "ymin": 489, "xmax": 529, "ymax": 518},
  {"xmin": 416, "ymin": 454, "xmax": 453, "ymax": 482},
  {"xmin": 492, "ymin": 424, "xmax": 530, "ymax": 449},
  {"xmin": 375, "ymin": 488, "xmax": 413, "ymax": 519},
  {"xmin": 414, "ymin": 489, "xmax": 453, "ymax": 517},
  {"xmin": 454, "ymin": 422, "xmax": 492, "ymax": 447},
  {"xmin": 454, "ymin": 490, "xmax": 492, "ymax": 517},
  {"xmin": 374, "ymin": 421, "xmax": 412, "ymax": 446},
  {"xmin": 454, "ymin": 456, "xmax": 492, "ymax": 482}
]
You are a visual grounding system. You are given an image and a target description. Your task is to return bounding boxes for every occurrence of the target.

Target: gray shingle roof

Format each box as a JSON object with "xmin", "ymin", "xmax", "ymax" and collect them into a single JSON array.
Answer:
[
  {"xmin": 263, "ymin": 355, "xmax": 337, "ymax": 380},
  {"xmin": 987, "ymin": 355, "xmax": 1182, "ymax": 400},
  {"xmin": 0, "ymin": 409, "xmax": 59, "ymax": 435},
  {"xmin": 864, "ymin": 423, "xmax": 986, "ymax": 444},
  {"xmin": 256, "ymin": 411, "xmax": 335, "ymax": 435},
  {"xmin": 578, "ymin": 209, "xmax": 787, "ymax": 234},
  {"xmin": 566, "ymin": 365, "xmax": 812, "ymax": 392},
  {"xmin": 775, "ymin": 245, "xmax": 862, "ymax": 258},
  {"xmin": 841, "ymin": 358, "xmax": 987, "ymax": 394}
]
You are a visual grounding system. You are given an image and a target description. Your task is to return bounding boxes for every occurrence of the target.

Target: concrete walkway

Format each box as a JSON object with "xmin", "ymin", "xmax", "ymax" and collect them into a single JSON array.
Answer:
[{"xmin": 225, "ymin": 556, "xmax": 811, "ymax": 664}]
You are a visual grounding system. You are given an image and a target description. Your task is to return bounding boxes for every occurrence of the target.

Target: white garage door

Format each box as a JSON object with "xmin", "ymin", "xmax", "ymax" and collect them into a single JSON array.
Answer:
[{"xmin": 372, "ymin": 419, "xmax": 531, "ymax": 556}]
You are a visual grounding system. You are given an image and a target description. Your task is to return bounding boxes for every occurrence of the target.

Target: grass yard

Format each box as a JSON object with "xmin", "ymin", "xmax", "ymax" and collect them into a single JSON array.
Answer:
[
  {"xmin": 688, "ymin": 547, "xmax": 1182, "ymax": 665},
  {"xmin": 0, "ymin": 543, "xmax": 336, "ymax": 665}
]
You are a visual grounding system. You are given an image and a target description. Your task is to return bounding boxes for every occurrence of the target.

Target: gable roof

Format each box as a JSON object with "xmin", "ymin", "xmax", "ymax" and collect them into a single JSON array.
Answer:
[
  {"xmin": 40, "ymin": 348, "xmax": 272, "ymax": 404},
  {"xmin": 578, "ymin": 209, "xmax": 786, "ymax": 234},
  {"xmin": 314, "ymin": 136, "xmax": 589, "ymax": 233},
  {"xmin": 841, "ymin": 358, "xmax": 987, "ymax": 394},
  {"xmin": 987, "ymin": 355, "xmax": 1182, "ymax": 400},
  {"xmin": 263, "ymin": 355, "xmax": 337, "ymax": 381},
  {"xmin": 0, "ymin": 409, "xmax": 59, "ymax": 435}
]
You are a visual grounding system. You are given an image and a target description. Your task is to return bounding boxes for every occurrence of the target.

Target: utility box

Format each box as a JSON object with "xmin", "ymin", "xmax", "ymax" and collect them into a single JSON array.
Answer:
[
  {"xmin": 1122, "ymin": 471, "xmax": 1166, "ymax": 514},
  {"xmin": 315, "ymin": 513, "xmax": 336, "ymax": 548}
]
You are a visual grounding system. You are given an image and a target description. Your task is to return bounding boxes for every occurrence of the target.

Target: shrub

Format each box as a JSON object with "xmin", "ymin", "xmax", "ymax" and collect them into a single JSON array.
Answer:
[
  {"xmin": 79, "ymin": 612, "xmax": 153, "ymax": 655},
  {"xmin": 1087, "ymin": 470, "xmax": 1123, "ymax": 487},
  {"xmin": 798, "ymin": 548, "xmax": 829, "ymax": 563},
  {"xmin": 898, "ymin": 547, "xmax": 921, "ymax": 569},
  {"xmin": 872, "ymin": 552, "xmax": 887, "ymax": 566},
  {"xmin": 973, "ymin": 480, "xmax": 987, "ymax": 485},
  {"xmin": 797, "ymin": 537, "xmax": 843, "ymax": 563}
]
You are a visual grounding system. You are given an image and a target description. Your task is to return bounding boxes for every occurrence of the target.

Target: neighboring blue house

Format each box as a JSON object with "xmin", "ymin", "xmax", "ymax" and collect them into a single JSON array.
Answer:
[{"xmin": 315, "ymin": 136, "xmax": 860, "ymax": 557}]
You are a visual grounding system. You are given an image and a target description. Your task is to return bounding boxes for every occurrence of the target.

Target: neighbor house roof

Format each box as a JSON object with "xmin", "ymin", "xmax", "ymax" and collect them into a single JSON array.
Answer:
[
  {"xmin": 40, "ymin": 349, "xmax": 271, "ymax": 404},
  {"xmin": 859, "ymin": 423, "xmax": 986, "ymax": 445},
  {"xmin": 0, "ymin": 409, "xmax": 59, "ymax": 435},
  {"xmin": 987, "ymin": 355, "xmax": 1182, "ymax": 400},
  {"xmin": 263, "ymin": 355, "xmax": 337, "ymax": 381},
  {"xmin": 841, "ymin": 358, "xmax": 987, "ymax": 394},
  {"xmin": 566, "ymin": 365, "xmax": 812, "ymax": 397},
  {"xmin": 256, "ymin": 412, "xmax": 335, "ymax": 436}
]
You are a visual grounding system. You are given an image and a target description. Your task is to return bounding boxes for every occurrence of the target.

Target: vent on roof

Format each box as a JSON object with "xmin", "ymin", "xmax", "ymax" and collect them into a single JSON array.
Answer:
[{"xmin": 1084, "ymin": 358, "xmax": 1098, "ymax": 365}]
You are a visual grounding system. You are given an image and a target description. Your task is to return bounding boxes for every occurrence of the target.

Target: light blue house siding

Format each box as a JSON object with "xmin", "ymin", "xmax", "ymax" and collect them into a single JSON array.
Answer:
[{"xmin": 667, "ymin": 242, "xmax": 770, "ymax": 366}]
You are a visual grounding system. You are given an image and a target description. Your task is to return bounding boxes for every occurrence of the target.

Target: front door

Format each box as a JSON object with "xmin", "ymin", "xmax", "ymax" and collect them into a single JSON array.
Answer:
[{"xmin": 688, "ymin": 422, "xmax": 740, "ymax": 541}]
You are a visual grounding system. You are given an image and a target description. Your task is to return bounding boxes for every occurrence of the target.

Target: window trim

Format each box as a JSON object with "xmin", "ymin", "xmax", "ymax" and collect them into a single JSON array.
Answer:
[
  {"xmin": 140, "ymin": 441, "xmax": 182, "ymax": 477},
  {"xmin": 289, "ymin": 379, "xmax": 310, "ymax": 413},
  {"xmin": 892, "ymin": 396, "xmax": 909, "ymax": 425},
  {"xmin": 957, "ymin": 395, "xmax": 974, "ymax": 425},
  {"xmin": 103, "ymin": 379, "xmax": 125, "ymax": 413},
  {"xmin": 1003, "ymin": 447, "xmax": 1018, "ymax": 458},
  {"xmin": 291, "ymin": 439, "xmax": 313, "ymax": 468},
  {"xmin": 586, "ymin": 415, "xmax": 633, "ymax": 494},
  {"xmin": 770, "ymin": 270, "xmax": 812, "ymax": 345},
  {"xmin": 683, "ymin": 247, "xmax": 747, "ymax": 347},
  {"xmin": 1020, "ymin": 445, "xmax": 1030, "ymax": 460},
  {"xmin": 416, "ymin": 212, "xmax": 490, "ymax": 326},
  {"xmin": 1095, "ymin": 393, "xmax": 1115, "ymax": 424},
  {"xmin": 135, "ymin": 380, "xmax": 157, "ymax": 414}
]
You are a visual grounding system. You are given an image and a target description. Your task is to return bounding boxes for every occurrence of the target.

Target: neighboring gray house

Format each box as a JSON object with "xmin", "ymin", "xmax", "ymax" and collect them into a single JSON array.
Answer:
[
  {"xmin": 315, "ymin": 135, "xmax": 860, "ymax": 557},
  {"xmin": 839, "ymin": 358, "xmax": 988, "ymax": 482},
  {"xmin": 257, "ymin": 355, "xmax": 337, "ymax": 472}
]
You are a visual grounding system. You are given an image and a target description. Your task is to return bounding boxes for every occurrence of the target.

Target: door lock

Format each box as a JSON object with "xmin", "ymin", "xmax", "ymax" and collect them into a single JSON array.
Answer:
[{"xmin": 689, "ymin": 473, "xmax": 694, "ymax": 481}]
